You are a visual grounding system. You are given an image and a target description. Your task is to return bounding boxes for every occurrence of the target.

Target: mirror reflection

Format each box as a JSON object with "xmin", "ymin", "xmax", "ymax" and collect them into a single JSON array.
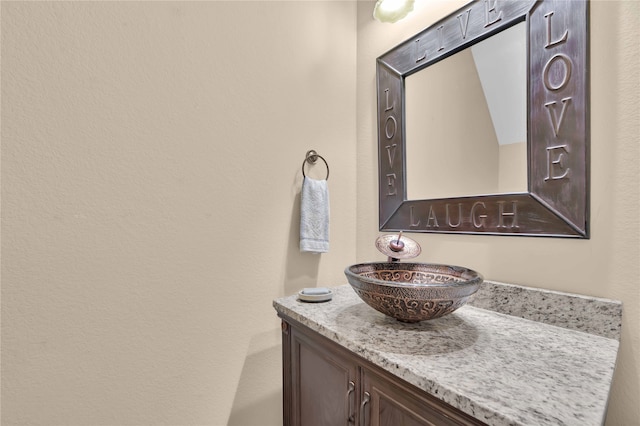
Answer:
[{"xmin": 406, "ymin": 22, "xmax": 527, "ymax": 200}]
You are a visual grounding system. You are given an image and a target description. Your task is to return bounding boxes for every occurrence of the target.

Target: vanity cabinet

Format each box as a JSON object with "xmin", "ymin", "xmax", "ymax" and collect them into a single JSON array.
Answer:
[
  {"xmin": 281, "ymin": 316, "xmax": 486, "ymax": 426},
  {"xmin": 275, "ymin": 284, "xmax": 621, "ymax": 426},
  {"xmin": 286, "ymin": 320, "xmax": 358, "ymax": 425}
]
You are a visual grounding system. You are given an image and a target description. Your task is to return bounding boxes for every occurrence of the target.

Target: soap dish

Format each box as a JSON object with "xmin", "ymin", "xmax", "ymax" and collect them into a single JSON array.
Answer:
[{"xmin": 298, "ymin": 288, "xmax": 333, "ymax": 303}]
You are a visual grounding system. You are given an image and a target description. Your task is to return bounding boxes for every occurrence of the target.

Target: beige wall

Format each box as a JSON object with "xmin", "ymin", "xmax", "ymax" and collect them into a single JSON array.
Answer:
[
  {"xmin": 357, "ymin": 1, "xmax": 639, "ymax": 425},
  {"xmin": 1, "ymin": 1, "xmax": 356, "ymax": 425},
  {"xmin": 498, "ymin": 142, "xmax": 527, "ymax": 194},
  {"xmin": 2, "ymin": 0, "xmax": 638, "ymax": 425},
  {"xmin": 406, "ymin": 49, "xmax": 500, "ymax": 200}
]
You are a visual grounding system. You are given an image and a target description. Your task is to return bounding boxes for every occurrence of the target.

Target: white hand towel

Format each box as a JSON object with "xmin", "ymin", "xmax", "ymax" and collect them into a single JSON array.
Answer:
[{"xmin": 300, "ymin": 177, "xmax": 329, "ymax": 253}]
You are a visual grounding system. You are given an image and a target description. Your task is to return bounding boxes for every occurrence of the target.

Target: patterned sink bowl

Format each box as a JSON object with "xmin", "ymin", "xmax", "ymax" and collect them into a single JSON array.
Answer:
[{"xmin": 344, "ymin": 262, "xmax": 483, "ymax": 323}]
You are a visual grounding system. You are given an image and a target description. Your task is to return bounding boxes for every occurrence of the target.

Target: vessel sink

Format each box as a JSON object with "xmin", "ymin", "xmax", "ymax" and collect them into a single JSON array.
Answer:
[{"xmin": 344, "ymin": 262, "xmax": 483, "ymax": 322}]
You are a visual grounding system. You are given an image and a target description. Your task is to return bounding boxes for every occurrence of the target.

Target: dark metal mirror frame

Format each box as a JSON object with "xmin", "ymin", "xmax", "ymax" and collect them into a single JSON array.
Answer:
[{"xmin": 377, "ymin": 0, "xmax": 589, "ymax": 238}]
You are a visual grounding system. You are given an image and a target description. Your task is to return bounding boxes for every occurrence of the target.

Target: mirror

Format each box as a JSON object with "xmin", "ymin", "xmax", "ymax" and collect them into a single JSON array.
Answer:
[
  {"xmin": 406, "ymin": 22, "xmax": 527, "ymax": 200},
  {"xmin": 377, "ymin": 0, "xmax": 589, "ymax": 237}
]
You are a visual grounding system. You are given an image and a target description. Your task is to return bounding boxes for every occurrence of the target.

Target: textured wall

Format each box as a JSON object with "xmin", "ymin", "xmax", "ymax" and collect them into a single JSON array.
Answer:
[
  {"xmin": 3, "ymin": 0, "xmax": 638, "ymax": 425},
  {"xmin": 356, "ymin": 0, "xmax": 639, "ymax": 425},
  {"xmin": 1, "ymin": 2, "xmax": 356, "ymax": 425}
]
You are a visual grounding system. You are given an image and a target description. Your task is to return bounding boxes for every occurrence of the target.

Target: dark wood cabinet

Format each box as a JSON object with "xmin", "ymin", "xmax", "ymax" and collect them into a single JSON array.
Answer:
[
  {"xmin": 289, "ymin": 323, "xmax": 358, "ymax": 425},
  {"xmin": 281, "ymin": 316, "xmax": 486, "ymax": 426},
  {"xmin": 361, "ymin": 366, "xmax": 485, "ymax": 426}
]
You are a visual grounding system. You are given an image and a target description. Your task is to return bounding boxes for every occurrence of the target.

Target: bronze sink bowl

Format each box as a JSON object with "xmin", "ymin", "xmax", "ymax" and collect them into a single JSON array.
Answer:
[{"xmin": 344, "ymin": 262, "xmax": 483, "ymax": 323}]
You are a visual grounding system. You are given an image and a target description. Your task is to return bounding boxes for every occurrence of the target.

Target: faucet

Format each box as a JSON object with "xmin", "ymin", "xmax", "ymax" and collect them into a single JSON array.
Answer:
[{"xmin": 375, "ymin": 231, "xmax": 421, "ymax": 262}]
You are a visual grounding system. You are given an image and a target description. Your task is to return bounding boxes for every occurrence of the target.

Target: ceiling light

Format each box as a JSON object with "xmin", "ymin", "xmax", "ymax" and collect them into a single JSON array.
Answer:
[{"xmin": 373, "ymin": 0, "xmax": 415, "ymax": 23}]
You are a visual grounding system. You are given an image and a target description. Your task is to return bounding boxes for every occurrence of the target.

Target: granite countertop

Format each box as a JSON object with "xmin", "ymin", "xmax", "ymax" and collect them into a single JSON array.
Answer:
[{"xmin": 273, "ymin": 281, "xmax": 622, "ymax": 426}]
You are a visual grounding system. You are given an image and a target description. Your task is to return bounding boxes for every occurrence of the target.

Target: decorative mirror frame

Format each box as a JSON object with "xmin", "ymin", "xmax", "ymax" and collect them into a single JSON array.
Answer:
[{"xmin": 377, "ymin": 0, "xmax": 589, "ymax": 238}]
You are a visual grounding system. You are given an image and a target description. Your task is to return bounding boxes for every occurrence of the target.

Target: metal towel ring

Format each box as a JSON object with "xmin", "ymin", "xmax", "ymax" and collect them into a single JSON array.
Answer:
[{"xmin": 302, "ymin": 150, "xmax": 329, "ymax": 180}]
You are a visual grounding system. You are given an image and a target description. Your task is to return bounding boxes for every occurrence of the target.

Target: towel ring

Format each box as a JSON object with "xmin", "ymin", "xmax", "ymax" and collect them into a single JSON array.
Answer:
[{"xmin": 302, "ymin": 150, "xmax": 329, "ymax": 180}]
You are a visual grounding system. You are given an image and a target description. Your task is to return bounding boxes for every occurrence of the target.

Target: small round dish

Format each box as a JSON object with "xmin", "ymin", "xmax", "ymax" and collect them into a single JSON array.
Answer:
[{"xmin": 298, "ymin": 289, "xmax": 333, "ymax": 303}]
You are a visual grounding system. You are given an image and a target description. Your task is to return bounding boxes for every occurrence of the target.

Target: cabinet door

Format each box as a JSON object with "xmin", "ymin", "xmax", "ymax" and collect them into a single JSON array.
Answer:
[
  {"xmin": 361, "ymin": 368, "xmax": 485, "ymax": 426},
  {"xmin": 290, "ymin": 326, "xmax": 358, "ymax": 426}
]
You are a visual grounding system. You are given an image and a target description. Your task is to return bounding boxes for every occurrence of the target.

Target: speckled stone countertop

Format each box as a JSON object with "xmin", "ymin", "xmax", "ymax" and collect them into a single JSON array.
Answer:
[{"xmin": 273, "ymin": 281, "xmax": 622, "ymax": 426}]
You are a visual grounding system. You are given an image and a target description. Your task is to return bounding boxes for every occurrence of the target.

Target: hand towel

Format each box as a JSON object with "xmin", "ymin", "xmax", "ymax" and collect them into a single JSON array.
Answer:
[{"xmin": 300, "ymin": 177, "xmax": 329, "ymax": 253}]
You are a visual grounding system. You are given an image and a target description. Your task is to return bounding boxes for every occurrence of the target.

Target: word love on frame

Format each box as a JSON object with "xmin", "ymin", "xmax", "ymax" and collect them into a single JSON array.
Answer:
[{"xmin": 377, "ymin": 0, "xmax": 589, "ymax": 238}]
